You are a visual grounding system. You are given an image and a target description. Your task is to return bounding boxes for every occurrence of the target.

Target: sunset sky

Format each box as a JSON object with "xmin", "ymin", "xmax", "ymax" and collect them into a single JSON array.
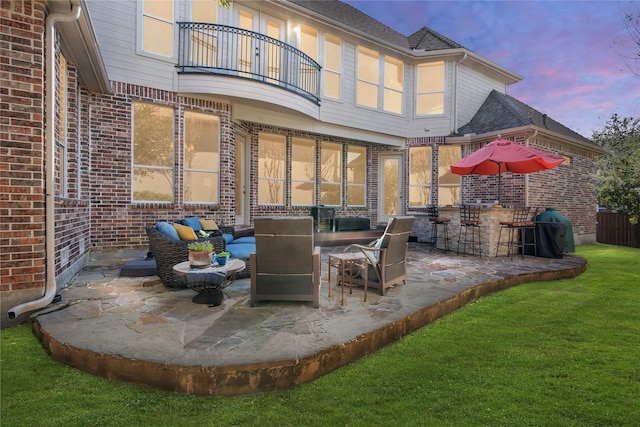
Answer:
[{"xmin": 344, "ymin": 0, "xmax": 640, "ymax": 138}]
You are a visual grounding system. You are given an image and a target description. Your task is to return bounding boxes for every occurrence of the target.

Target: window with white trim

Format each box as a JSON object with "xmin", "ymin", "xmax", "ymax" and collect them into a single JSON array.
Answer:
[
  {"xmin": 357, "ymin": 46, "xmax": 379, "ymax": 109},
  {"xmin": 437, "ymin": 145, "xmax": 460, "ymax": 206},
  {"xmin": 258, "ymin": 133, "xmax": 285, "ymax": 205},
  {"xmin": 57, "ymin": 54, "xmax": 68, "ymax": 197},
  {"xmin": 291, "ymin": 137, "xmax": 316, "ymax": 206},
  {"xmin": 347, "ymin": 145, "xmax": 366, "ymax": 206},
  {"xmin": 409, "ymin": 146, "xmax": 432, "ymax": 207},
  {"xmin": 357, "ymin": 46, "xmax": 404, "ymax": 113},
  {"xmin": 384, "ymin": 56, "xmax": 403, "ymax": 114},
  {"xmin": 142, "ymin": 0, "xmax": 174, "ymax": 58},
  {"xmin": 320, "ymin": 141, "xmax": 342, "ymax": 206},
  {"xmin": 189, "ymin": 0, "xmax": 218, "ymax": 67},
  {"xmin": 416, "ymin": 62, "xmax": 445, "ymax": 115},
  {"xmin": 323, "ymin": 33, "xmax": 341, "ymax": 99},
  {"xmin": 132, "ymin": 102, "xmax": 174, "ymax": 202},
  {"xmin": 184, "ymin": 111, "xmax": 219, "ymax": 204}
]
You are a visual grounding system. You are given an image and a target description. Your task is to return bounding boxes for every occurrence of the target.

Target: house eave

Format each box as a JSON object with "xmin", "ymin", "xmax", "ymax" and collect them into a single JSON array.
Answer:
[
  {"xmin": 47, "ymin": 0, "xmax": 111, "ymax": 94},
  {"xmin": 446, "ymin": 125, "xmax": 605, "ymax": 154}
]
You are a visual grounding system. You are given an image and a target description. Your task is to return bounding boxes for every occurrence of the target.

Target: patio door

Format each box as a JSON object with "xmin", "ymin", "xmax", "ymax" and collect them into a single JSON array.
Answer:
[
  {"xmin": 235, "ymin": 6, "xmax": 284, "ymax": 80},
  {"xmin": 378, "ymin": 153, "xmax": 404, "ymax": 223},
  {"xmin": 235, "ymin": 133, "xmax": 249, "ymax": 225}
]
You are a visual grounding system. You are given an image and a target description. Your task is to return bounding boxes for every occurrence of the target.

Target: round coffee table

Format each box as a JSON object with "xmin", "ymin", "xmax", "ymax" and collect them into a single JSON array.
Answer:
[{"xmin": 172, "ymin": 259, "xmax": 246, "ymax": 305}]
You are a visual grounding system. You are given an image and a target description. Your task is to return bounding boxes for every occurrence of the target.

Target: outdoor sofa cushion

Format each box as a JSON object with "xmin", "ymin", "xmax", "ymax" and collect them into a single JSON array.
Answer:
[
  {"xmin": 225, "ymin": 242, "xmax": 255, "ymax": 259},
  {"xmin": 173, "ymin": 223, "xmax": 198, "ymax": 240},
  {"xmin": 182, "ymin": 216, "xmax": 203, "ymax": 232},
  {"xmin": 156, "ymin": 221, "xmax": 180, "ymax": 241}
]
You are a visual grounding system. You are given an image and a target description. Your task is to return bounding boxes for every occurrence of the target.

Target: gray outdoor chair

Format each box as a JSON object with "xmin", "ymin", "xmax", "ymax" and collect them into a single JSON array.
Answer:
[
  {"xmin": 339, "ymin": 216, "xmax": 415, "ymax": 296},
  {"xmin": 250, "ymin": 217, "xmax": 321, "ymax": 308}
]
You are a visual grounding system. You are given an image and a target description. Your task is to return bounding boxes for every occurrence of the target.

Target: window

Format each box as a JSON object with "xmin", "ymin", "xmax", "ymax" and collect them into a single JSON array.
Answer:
[
  {"xmin": 347, "ymin": 146, "xmax": 366, "ymax": 206},
  {"xmin": 258, "ymin": 133, "xmax": 285, "ymax": 205},
  {"xmin": 357, "ymin": 46, "xmax": 379, "ymax": 108},
  {"xmin": 323, "ymin": 34, "xmax": 341, "ymax": 99},
  {"xmin": 384, "ymin": 56, "xmax": 403, "ymax": 114},
  {"xmin": 299, "ymin": 25, "xmax": 318, "ymax": 61},
  {"xmin": 409, "ymin": 146, "xmax": 432, "ymax": 206},
  {"xmin": 237, "ymin": 10, "xmax": 253, "ymax": 75},
  {"xmin": 437, "ymin": 145, "xmax": 460, "ymax": 206},
  {"xmin": 184, "ymin": 111, "xmax": 219, "ymax": 204},
  {"xmin": 57, "ymin": 54, "xmax": 68, "ymax": 197},
  {"xmin": 132, "ymin": 102, "xmax": 174, "ymax": 202},
  {"xmin": 142, "ymin": 0, "xmax": 173, "ymax": 58},
  {"xmin": 291, "ymin": 138, "xmax": 316, "ymax": 206},
  {"xmin": 358, "ymin": 47, "xmax": 404, "ymax": 113},
  {"xmin": 320, "ymin": 141, "xmax": 342, "ymax": 206},
  {"xmin": 417, "ymin": 62, "xmax": 445, "ymax": 115},
  {"xmin": 189, "ymin": 0, "xmax": 218, "ymax": 67}
]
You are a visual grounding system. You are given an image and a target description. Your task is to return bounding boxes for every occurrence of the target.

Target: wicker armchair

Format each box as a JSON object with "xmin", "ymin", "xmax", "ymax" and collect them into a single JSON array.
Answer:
[{"xmin": 145, "ymin": 226, "xmax": 226, "ymax": 288}]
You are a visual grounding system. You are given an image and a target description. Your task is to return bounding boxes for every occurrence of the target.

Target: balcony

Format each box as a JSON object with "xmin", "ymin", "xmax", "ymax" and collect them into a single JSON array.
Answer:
[{"xmin": 177, "ymin": 23, "xmax": 321, "ymax": 104}]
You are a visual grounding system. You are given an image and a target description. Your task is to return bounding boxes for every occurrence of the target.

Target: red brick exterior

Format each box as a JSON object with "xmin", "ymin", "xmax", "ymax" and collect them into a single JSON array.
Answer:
[
  {"xmin": 1, "ymin": 0, "xmax": 47, "ymax": 297},
  {"xmin": 1, "ymin": 0, "xmax": 600, "ymax": 323}
]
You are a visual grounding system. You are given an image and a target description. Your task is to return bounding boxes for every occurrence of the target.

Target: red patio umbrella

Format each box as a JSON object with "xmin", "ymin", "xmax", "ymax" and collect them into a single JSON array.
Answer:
[{"xmin": 449, "ymin": 137, "xmax": 565, "ymax": 204}]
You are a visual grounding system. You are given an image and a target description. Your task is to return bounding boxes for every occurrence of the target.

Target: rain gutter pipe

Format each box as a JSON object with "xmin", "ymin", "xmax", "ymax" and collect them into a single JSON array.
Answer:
[
  {"xmin": 523, "ymin": 128, "xmax": 538, "ymax": 207},
  {"xmin": 9, "ymin": 1, "xmax": 81, "ymax": 320},
  {"xmin": 452, "ymin": 52, "xmax": 468, "ymax": 134}
]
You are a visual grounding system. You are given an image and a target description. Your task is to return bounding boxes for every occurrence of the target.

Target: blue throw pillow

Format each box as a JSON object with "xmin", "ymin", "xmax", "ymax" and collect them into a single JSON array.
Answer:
[
  {"xmin": 156, "ymin": 221, "xmax": 180, "ymax": 241},
  {"xmin": 182, "ymin": 216, "xmax": 203, "ymax": 232},
  {"xmin": 222, "ymin": 233, "xmax": 235, "ymax": 244}
]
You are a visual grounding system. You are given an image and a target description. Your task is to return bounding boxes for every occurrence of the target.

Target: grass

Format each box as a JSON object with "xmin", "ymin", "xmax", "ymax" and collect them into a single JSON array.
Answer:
[{"xmin": 2, "ymin": 244, "xmax": 639, "ymax": 426}]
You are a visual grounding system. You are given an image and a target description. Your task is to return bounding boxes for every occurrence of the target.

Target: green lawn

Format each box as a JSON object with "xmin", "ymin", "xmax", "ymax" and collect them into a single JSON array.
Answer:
[{"xmin": 2, "ymin": 244, "xmax": 639, "ymax": 426}]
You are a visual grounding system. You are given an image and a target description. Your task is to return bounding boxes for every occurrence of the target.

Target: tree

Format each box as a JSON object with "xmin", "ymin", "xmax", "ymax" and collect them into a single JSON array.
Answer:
[
  {"xmin": 592, "ymin": 114, "xmax": 640, "ymax": 224},
  {"xmin": 624, "ymin": 4, "xmax": 640, "ymax": 76}
]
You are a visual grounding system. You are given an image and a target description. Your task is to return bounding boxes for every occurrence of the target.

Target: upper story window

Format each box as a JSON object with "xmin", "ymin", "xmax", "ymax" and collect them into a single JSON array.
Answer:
[
  {"xmin": 191, "ymin": 0, "xmax": 217, "ymax": 22},
  {"xmin": 291, "ymin": 137, "xmax": 316, "ymax": 206},
  {"xmin": 141, "ymin": 0, "xmax": 174, "ymax": 58},
  {"xmin": 189, "ymin": 0, "xmax": 218, "ymax": 67},
  {"xmin": 132, "ymin": 102, "xmax": 174, "ymax": 202},
  {"xmin": 384, "ymin": 56, "xmax": 403, "ymax": 114},
  {"xmin": 320, "ymin": 141, "xmax": 342, "ymax": 206},
  {"xmin": 347, "ymin": 145, "xmax": 366, "ymax": 206},
  {"xmin": 184, "ymin": 111, "xmax": 219, "ymax": 204},
  {"xmin": 437, "ymin": 145, "xmax": 460, "ymax": 206},
  {"xmin": 258, "ymin": 133, "xmax": 286, "ymax": 205},
  {"xmin": 299, "ymin": 25, "xmax": 318, "ymax": 61},
  {"xmin": 323, "ymin": 33, "xmax": 341, "ymax": 99},
  {"xmin": 409, "ymin": 146, "xmax": 432, "ymax": 207},
  {"xmin": 357, "ymin": 46, "xmax": 379, "ymax": 109},
  {"xmin": 357, "ymin": 46, "xmax": 404, "ymax": 113},
  {"xmin": 416, "ymin": 62, "xmax": 445, "ymax": 115}
]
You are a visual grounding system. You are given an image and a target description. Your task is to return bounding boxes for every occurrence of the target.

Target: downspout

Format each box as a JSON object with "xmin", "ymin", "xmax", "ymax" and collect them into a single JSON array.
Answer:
[
  {"xmin": 9, "ymin": 2, "xmax": 81, "ymax": 320},
  {"xmin": 523, "ymin": 129, "xmax": 538, "ymax": 207},
  {"xmin": 452, "ymin": 52, "xmax": 468, "ymax": 134}
]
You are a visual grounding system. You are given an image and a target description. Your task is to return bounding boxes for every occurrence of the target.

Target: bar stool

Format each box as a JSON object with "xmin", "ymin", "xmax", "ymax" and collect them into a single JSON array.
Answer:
[
  {"xmin": 427, "ymin": 205, "xmax": 450, "ymax": 251},
  {"xmin": 496, "ymin": 206, "xmax": 537, "ymax": 259},
  {"xmin": 457, "ymin": 205, "xmax": 483, "ymax": 257}
]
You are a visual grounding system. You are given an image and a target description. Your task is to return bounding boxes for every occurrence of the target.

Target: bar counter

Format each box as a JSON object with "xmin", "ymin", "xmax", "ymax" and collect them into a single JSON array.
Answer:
[{"xmin": 409, "ymin": 206, "xmax": 515, "ymax": 257}]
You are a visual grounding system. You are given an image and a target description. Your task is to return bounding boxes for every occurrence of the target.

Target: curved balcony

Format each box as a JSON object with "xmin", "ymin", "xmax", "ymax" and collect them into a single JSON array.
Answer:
[{"xmin": 177, "ymin": 23, "xmax": 321, "ymax": 104}]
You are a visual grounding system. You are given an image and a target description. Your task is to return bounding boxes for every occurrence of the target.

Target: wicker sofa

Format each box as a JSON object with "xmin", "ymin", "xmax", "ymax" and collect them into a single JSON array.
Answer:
[
  {"xmin": 146, "ymin": 218, "xmax": 255, "ymax": 287},
  {"xmin": 145, "ymin": 225, "xmax": 226, "ymax": 288}
]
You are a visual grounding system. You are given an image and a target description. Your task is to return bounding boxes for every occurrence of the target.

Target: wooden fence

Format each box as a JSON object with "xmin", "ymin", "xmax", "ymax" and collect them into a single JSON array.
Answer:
[{"xmin": 596, "ymin": 212, "xmax": 640, "ymax": 248}]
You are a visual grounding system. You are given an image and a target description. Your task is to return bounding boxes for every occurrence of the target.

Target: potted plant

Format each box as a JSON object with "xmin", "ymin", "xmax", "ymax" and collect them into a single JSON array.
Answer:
[
  {"xmin": 216, "ymin": 251, "xmax": 230, "ymax": 266},
  {"xmin": 187, "ymin": 241, "xmax": 214, "ymax": 267}
]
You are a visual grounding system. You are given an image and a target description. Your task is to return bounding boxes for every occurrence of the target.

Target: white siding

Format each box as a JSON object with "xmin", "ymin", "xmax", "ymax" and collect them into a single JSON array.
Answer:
[{"xmin": 456, "ymin": 65, "xmax": 507, "ymax": 130}]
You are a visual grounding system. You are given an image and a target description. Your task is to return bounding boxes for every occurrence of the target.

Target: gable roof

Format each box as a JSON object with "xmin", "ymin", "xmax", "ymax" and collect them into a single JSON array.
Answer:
[
  {"xmin": 454, "ymin": 90, "xmax": 597, "ymax": 148},
  {"xmin": 290, "ymin": 1, "xmax": 462, "ymax": 51}
]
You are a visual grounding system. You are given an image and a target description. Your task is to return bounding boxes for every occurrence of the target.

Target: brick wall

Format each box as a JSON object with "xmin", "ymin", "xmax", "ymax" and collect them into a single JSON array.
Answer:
[{"xmin": 1, "ymin": 0, "xmax": 47, "ymax": 309}]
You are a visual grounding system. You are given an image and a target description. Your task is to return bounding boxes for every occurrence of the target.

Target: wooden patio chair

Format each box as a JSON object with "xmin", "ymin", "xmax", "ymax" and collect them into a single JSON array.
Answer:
[
  {"xmin": 339, "ymin": 216, "xmax": 415, "ymax": 296},
  {"xmin": 250, "ymin": 217, "xmax": 321, "ymax": 307}
]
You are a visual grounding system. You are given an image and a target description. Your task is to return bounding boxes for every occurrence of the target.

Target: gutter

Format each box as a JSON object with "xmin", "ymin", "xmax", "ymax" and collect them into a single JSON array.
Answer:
[
  {"xmin": 452, "ymin": 52, "xmax": 468, "ymax": 134},
  {"xmin": 9, "ymin": 1, "xmax": 81, "ymax": 320}
]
